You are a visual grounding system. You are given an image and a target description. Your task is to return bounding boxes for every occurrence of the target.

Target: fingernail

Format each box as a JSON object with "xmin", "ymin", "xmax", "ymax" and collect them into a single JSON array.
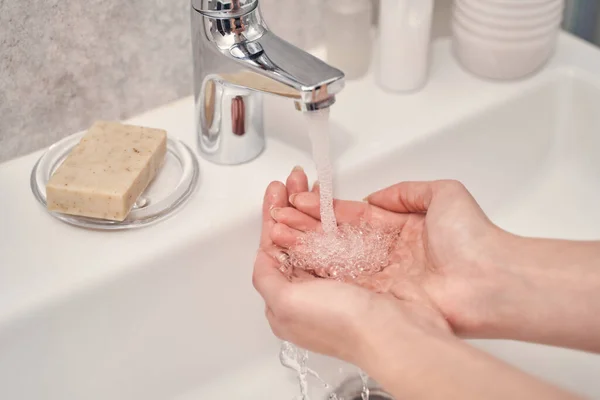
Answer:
[
  {"xmin": 292, "ymin": 165, "xmax": 304, "ymax": 173},
  {"xmin": 289, "ymin": 194, "xmax": 297, "ymax": 205},
  {"xmin": 269, "ymin": 248, "xmax": 289, "ymax": 264},
  {"xmin": 362, "ymin": 196, "xmax": 369, "ymax": 202},
  {"xmin": 270, "ymin": 207, "xmax": 281, "ymax": 220},
  {"xmin": 276, "ymin": 251, "xmax": 289, "ymax": 264},
  {"xmin": 313, "ymin": 181, "xmax": 320, "ymax": 189}
]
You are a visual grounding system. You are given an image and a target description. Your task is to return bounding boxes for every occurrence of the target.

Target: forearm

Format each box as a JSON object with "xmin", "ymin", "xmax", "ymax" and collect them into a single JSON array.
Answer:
[
  {"xmin": 359, "ymin": 324, "xmax": 578, "ymax": 400},
  {"xmin": 482, "ymin": 236, "xmax": 600, "ymax": 352}
]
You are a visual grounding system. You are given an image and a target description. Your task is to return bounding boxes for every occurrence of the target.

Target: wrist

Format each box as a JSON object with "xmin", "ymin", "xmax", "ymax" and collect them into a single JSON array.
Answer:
[
  {"xmin": 445, "ymin": 228, "xmax": 524, "ymax": 338},
  {"xmin": 356, "ymin": 315, "xmax": 473, "ymax": 399},
  {"xmin": 352, "ymin": 294, "xmax": 456, "ymax": 373}
]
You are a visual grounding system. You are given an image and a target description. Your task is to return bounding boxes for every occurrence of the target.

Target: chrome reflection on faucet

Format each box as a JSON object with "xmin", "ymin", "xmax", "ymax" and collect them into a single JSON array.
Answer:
[{"xmin": 191, "ymin": 0, "xmax": 345, "ymax": 165}]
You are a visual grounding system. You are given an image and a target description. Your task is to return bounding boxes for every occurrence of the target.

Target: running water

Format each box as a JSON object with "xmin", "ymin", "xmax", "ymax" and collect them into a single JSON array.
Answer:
[
  {"xmin": 280, "ymin": 109, "xmax": 400, "ymax": 400},
  {"xmin": 306, "ymin": 109, "xmax": 337, "ymax": 233}
]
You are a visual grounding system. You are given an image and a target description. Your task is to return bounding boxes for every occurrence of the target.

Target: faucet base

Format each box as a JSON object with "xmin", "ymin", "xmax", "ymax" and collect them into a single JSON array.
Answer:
[
  {"xmin": 190, "ymin": 2, "xmax": 344, "ymax": 165},
  {"xmin": 197, "ymin": 77, "xmax": 265, "ymax": 165}
]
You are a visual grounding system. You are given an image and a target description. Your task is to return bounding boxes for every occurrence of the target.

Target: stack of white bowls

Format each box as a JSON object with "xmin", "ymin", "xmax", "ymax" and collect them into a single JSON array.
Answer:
[{"xmin": 452, "ymin": 0, "xmax": 565, "ymax": 80}]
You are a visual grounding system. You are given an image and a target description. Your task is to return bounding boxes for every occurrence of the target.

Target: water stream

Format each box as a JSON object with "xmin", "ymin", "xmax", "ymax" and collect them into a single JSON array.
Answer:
[{"xmin": 281, "ymin": 109, "xmax": 371, "ymax": 400}]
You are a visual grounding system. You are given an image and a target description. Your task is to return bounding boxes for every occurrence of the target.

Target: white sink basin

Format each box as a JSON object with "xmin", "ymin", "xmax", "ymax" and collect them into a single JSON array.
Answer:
[
  {"xmin": 1, "ymin": 34, "xmax": 600, "ymax": 399},
  {"xmin": 337, "ymin": 71, "xmax": 600, "ymax": 239},
  {"xmin": 336, "ymin": 71, "xmax": 600, "ymax": 398}
]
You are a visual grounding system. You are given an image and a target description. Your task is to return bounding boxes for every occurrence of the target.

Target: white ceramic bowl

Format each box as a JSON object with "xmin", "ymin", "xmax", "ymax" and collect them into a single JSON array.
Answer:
[
  {"xmin": 455, "ymin": 0, "xmax": 564, "ymax": 30},
  {"xmin": 452, "ymin": 20, "xmax": 558, "ymax": 80},
  {"xmin": 458, "ymin": 0, "xmax": 564, "ymax": 19},
  {"xmin": 453, "ymin": 7, "xmax": 562, "ymax": 41}
]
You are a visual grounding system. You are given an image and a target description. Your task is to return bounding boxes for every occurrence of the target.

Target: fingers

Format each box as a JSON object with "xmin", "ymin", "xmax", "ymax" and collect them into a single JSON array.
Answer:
[
  {"xmin": 271, "ymin": 206, "xmax": 321, "ymax": 232},
  {"xmin": 271, "ymin": 222, "xmax": 305, "ymax": 249},
  {"xmin": 265, "ymin": 246, "xmax": 290, "ymax": 266},
  {"xmin": 365, "ymin": 180, "xmax": 465, "ymax": 213},
  {"xmin": 289, "ymin": 192, "xmax": 409, "ymax": 228},
  {"xmin": 286, "ymin": 166, "xmax": 309, "ymax": 196},
  {"xmin": 260, "ymin": 181, "xmax": 289, "ymax": 248},
  {"xmin": 291, "ymin": 268, "xmax": 316, "ymax": 281},
  {"xmin": 256, "ymin": 175, "xmax": 313, "ymax": 338}
]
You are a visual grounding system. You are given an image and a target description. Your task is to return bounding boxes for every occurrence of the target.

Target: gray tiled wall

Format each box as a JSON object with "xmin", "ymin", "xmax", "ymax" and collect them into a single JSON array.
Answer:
[
  {"xmin": 0, "ymin": 0, "xmax": 323, "ymax": 163},
  {"xmin": 1, "ymin": 0, "xmax": 191, "ymax": 162}
]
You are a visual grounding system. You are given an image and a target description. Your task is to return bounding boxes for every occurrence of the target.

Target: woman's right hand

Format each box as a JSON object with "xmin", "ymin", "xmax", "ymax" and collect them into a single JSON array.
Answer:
[
  {"xmin": 364, "ymin": 179, "xmax": 516, "ymax": 337},
  {"xmin": 368, "ymin": 180, "xmax": 600, "ymax": 350}
]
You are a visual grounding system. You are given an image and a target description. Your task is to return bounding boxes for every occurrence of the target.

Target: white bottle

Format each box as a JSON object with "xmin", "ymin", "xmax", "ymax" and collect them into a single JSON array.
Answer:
[
  {"xmin": 377, "ymin": 0, "xmax": 434, "ymax": 92},
  {"xmin": 325, "ymin": 0, "xmax": 373, "ymax": 80}
]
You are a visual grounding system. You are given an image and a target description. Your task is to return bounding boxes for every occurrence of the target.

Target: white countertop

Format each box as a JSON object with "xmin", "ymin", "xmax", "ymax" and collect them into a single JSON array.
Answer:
[{"xmin": 1, "ymin": 34, "xmax": 599, "ymax": 326}]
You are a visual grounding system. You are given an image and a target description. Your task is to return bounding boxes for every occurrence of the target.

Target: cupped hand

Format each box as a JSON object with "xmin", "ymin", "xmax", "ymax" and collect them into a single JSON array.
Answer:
[
  {"xmin": 271, "ymin": 169, "xmax": 514, "ymax": 337},
  {"xmin": 252, "ymin": 168, "xmax": 451, "ymax": 364}
]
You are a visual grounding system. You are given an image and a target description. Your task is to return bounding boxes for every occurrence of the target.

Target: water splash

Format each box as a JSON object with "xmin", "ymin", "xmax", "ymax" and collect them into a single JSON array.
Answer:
[
  {"xmin": 280, "ymin": 223, "xmax": 397, "ymax": 400},
  {"xmin": 285, "ymin": 223, "xmax": 399, "ymax": 281},
  {"xmin": 280, "ymin": 342, "xmax": 336, "ymax": 400},
  {"xmin": 360, "ymin": 369, "xmax": 370, "ymax": 400}
]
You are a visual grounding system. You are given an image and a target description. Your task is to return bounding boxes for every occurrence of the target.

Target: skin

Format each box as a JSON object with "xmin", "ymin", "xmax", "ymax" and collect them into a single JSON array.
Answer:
[{"xmin": 253, "ymin": 166, "xmax": 600, "ymax": 399}]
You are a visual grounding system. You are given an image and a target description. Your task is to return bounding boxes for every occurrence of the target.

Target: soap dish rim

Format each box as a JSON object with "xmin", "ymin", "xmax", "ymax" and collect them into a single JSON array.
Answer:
[{"xmin": 30, "ymin": 131, "xmax": 200, "ymax": 231}]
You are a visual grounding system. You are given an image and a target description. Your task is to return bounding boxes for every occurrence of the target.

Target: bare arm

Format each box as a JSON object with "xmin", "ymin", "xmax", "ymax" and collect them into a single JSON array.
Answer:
[
  {"xmin": 358, "ymin": 316, "xmax": 580, "ymax": 400},
  {"xmin": 480, "ymin": 236, "xmax": 600, "ymax": 353}
]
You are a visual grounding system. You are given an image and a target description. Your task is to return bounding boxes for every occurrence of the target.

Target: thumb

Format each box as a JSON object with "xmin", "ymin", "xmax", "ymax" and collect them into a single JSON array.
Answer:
[{"xmin": 366, "ymin": 180, "xmax": 460, "ymax": 213}]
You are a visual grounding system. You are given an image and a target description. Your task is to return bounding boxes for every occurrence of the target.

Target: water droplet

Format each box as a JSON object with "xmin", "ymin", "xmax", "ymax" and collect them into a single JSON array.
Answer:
[{"xmin": 133, "ymin": 197, "xmax": 148, "ymax": 209}]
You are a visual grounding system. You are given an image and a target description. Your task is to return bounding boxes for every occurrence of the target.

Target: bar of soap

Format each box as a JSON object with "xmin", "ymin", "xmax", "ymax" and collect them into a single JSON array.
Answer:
[{"xmin": 46, "ymin": 121, "xmax": 167, "ymax": 221}]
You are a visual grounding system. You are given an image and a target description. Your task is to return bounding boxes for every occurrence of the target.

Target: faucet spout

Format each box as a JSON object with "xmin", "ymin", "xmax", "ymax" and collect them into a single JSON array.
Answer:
[
  {"xmin": 225, "ymin": 31, "xmax": 345, "ymax": 110},
  {"xmin": 191, "ymin": 0, "xmax": 345, "ymax": 164}
]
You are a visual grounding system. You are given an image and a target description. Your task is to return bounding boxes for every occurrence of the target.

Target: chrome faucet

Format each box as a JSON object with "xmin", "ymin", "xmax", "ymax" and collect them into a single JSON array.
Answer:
[{"xmin": 191, "ymin": 0, "xmax": 345, "ymax": 165}]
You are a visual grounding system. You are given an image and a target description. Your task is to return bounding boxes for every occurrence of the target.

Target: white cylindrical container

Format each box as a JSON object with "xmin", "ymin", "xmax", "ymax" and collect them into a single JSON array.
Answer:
[
  {"xmin": 325, "ymin": 0, "xmax": 373, "ymax": 80},
  {"xmin": 377, "ymin": 0, "xmax": 434, "ymax": 92}
]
